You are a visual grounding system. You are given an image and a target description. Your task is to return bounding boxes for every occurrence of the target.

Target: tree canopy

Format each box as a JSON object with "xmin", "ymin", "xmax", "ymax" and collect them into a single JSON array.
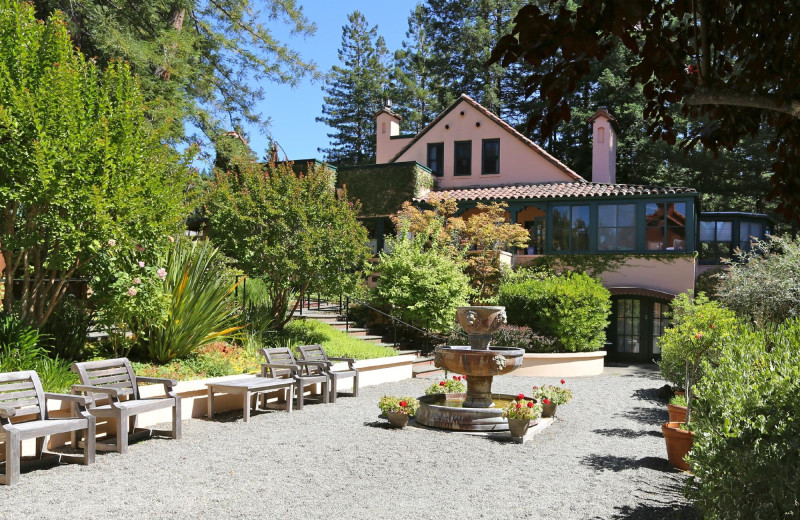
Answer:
[
  {"xmin": 0, "ymin": 0, "xmax": 196, "ymax": 327},
  {"xmin": 489, "ymin": 0, "xmax": 800, "ymax": 222}
]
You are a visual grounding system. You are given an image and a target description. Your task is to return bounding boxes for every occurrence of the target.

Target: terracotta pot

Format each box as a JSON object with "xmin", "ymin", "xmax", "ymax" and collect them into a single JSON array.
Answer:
[
  {"xmin": 674, "ymin": 389, "xmax": 686, "ymax": 397},
  {"xmin": 507, "ymin": 418, "xmax": 531, "ymax": 438},
  {"xmin": 541, "ymin": 402, "xmax": 557, "ymax": 418},
  {"xmin": 387, "ymin": 411, "xmax": 410, "ymax": 429},
  {"xmin": 667, "ymin": 404, "xmax": 687, "ymax": 423},
  {"xmin": 662, "ymin": 421, "xmax": 695, "ymax": 471}
]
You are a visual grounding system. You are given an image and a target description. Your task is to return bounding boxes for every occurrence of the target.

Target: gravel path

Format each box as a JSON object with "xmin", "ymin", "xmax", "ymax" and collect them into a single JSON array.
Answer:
[{"xmin": 0, "ymin": 367, "xmax": 697, "ymax": 520}]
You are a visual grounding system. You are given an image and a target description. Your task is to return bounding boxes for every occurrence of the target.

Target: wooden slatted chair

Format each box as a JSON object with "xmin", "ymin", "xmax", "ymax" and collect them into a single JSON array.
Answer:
[
  {"xmin": 258, "ymin": 348, "xmax": 329, "ymax": 410},
  {"xmin": 297, "ymin": 344, "xmax": 359, "ymax": 403},
  {"xmin": 0, "ymin": 370, "xmax": 95, "ymax": 485},
  {"xmin": 70, "ymin": 358, "xmax": 181, "ymax": 454}
]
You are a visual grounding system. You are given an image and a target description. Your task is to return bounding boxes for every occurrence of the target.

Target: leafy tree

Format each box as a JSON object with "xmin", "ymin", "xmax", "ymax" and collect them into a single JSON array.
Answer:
[
  {"xmin": 373, "ymin": 221, "xmax": 472, "ymax": 333},
  {"xmin": 0, "ymin": 0, "xmax": 196, "ymax": 327},
  {"xmin": 490, "ymin": 1, "xmax": 800, "ymax": 222},
  {"xmin": 32, "ymin": 0, "xmax": 319, "ymax": 142},
  {"xmin": 204, "ymin": 142, "xmax": 370, "ymax": 329},
  {"xmin": 392, "ymin": 193, "xmax": 529, "ymax": 302},
  {"xmin": 318, "ymin": 11, "xmax": 390, "ymax": 166}
]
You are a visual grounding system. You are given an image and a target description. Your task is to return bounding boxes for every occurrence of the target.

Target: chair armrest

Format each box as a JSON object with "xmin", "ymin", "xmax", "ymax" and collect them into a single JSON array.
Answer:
[
  {"xmin": 261, "ymin": 363, "xmax": 300, "ymax": 371},
  {"xmin": 328, "ymin": 357, "xmax": 357, "ymax": 369},
  {"xmin": 0, "ymin": 405, "xmax": 16, "ymax": 419},
  {"xmin": 71, "ymin": 385, "xmax": 120, "ymax": 398},
  {"xmin": 136, "ymin": 376, "xmax": 177, "ymax": 389},
  {"xmin": 297, "ymin": 360, "xmax": 332, "ymax": 368},
  {"xmin": 44, "ymin": 393, "xmax": 91, "ymax": 406}
]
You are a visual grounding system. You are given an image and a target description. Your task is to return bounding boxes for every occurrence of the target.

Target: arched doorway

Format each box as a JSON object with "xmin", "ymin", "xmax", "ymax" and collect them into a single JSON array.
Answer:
[{"xmin": 606, "ymin": 289, "xmax": 674, "ymax": 363}]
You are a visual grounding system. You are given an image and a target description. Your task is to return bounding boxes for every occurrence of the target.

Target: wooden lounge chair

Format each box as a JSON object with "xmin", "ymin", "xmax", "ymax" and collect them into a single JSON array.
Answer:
[
  {"xmin": 70, "ymin": 358, "xmax": 181, "ymax": 454},
  {"xmin": 259, "ymin": 348, "xmax": 329, "ymax": 410},
  {"xmin": 0, "ymin": 370, "xmax": 95, "ymax": 485},
  {"xmin": 297, "ymin": 344, "xmax": 359, "ymax": 403}
]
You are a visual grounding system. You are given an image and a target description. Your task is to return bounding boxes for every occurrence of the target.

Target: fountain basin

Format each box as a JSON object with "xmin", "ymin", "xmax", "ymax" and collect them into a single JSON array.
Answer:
[
  {"xmin": 415, "ymin": 393, "xmax": 535, "ymax": 431},
  {"xmin": 434, "ymin": 346, "xmax": 524, "ymax": 407}
]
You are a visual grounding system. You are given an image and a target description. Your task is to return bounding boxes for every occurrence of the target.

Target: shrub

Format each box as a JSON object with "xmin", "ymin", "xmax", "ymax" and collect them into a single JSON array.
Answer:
[
  {"xmin": 694, "ymin": 267, "xmax": 725, "ymax": 301},
  {"xmin": 498, "ymin": 271, "xmax": 611, "ymax": 352},
  {"xmin": 378, "ymin": 395, "xmax": 419, "ymax": 416},
  {"xmin": 145, "ymin": 239, "xmax": 245, "ymax": 363},
  {"xmin": 0, "ymin": 315, "xmax": 77, "ymax": 392},
  {"xmin": 717, "ymin": 235, "xmax": 800, "ymax": 326},
  {"xmin": 687, "ymin": 320, "xmax": 800, "ymax": 519},
  {"xmin": 373, "ymin": 226, "xmax": 472, "ymax": 333},
  {"xmin": 502, "ymin": 396, "xmax": 542, "ymax": 421},
  {"xmin": 282, "ymin": 319, "xmax": 398, "ymax": 360},
  {"xmin": 531, "ymin": 382, "xmax": 573, "ymax": 406},
  {"xmin": 425, "ymin": 375, "xmax": 466, "ymax": 395},
  {"xmin": 39, "ymin": 295, "xmax": 92, "ymax": 361}
]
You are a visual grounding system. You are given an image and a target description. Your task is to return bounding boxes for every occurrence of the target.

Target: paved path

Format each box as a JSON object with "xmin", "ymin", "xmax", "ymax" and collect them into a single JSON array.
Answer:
[{"xmin": 0, "ymin": 366, "xmax": 697, "ymax": 519}]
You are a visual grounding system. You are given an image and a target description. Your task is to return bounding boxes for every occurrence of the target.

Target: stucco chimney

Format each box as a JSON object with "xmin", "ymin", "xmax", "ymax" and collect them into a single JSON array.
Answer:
[
  {"xmin": 588, "ymin": 107, "xmax": 618, "ymax": 184},
  {"xmin": 375, "ymin": 101, "xmax": 404, "ymax": 164}
]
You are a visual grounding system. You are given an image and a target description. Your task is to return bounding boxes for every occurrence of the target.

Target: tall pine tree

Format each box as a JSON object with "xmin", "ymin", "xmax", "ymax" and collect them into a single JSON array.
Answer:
[{"xmin": 318, "ymin": 11, "xmax": 389, "ymax": 166}]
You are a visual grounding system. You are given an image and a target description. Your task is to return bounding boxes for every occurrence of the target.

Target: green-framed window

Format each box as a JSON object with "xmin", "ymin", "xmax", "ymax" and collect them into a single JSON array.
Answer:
[
  {"xmin": 427, "ymin": 143, "xmax": 444, "ymax": 177},
  {"xmin": 552, "ymin": 205, "xmax": 590, "ymax": 252},
  {"xmin": 481, "ymin": 139, "xmax": 500, "ymax": 175},
  {"xmin": 454, "ymin": 141, "xmax": 472, "ymax": 176},
  {"xmin": 645, "ymin": 202, "xmax": 687, "ymax": 251},
  {"xmin": 699, "ymin": 220, "xmax": 733, "ymax": 262},
  {"xmin": 598, "ymin": 203, "xmax": 636, "ymax": 251}
]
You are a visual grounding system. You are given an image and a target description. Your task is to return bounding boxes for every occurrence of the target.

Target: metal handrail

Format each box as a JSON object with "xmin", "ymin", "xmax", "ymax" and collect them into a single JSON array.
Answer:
[{"xmin": 343, "ymin": 295, "xmax": 447, "ymax": 349}]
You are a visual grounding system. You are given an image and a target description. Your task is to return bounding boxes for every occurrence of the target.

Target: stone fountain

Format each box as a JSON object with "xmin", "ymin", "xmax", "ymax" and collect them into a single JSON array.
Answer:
[{"xmin": 415, "ymin": 306, "xmax": 526, "ymax": 431}]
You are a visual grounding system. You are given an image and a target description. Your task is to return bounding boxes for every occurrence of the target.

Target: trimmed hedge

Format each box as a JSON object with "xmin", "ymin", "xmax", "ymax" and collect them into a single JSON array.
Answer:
[{"xmin": 498, "ymin": 272, "xmax": 611, "ymax": 352}]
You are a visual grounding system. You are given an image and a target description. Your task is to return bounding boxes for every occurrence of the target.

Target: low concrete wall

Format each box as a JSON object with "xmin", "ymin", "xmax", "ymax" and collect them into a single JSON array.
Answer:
[
  {"xmin": 11, "ymin": 354, "xmax": 415, "ymax": 457},
  {"xmin": 513, "ymin": 351, "xmax": 607, "ymax": 377}
]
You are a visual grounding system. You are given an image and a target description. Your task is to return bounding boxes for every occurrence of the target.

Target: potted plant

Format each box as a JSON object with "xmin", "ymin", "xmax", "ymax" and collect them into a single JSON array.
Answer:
[
  {"xmin": 531, "ymin": 379, "xmax": 573, "ymax": 418},
  {"xmin": 502, "ymin": 393, "xmax": 543, "ymax": 437},
  {"xmin": 378, "ymin": 395, "xmax": 419, "ymax": 428},
  {"xmin": 658, "ymin": 292, "xmax": 737, "ymax": 471},
  {"xmin": 424, "ymin": 375, "xmax": 466, "ymax": 395}
]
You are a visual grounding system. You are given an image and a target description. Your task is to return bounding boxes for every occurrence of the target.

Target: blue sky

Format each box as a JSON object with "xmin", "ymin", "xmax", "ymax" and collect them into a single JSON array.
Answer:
[{"xmin": 239, "ymin": 1, "xmax": 418, "ymax": 162}]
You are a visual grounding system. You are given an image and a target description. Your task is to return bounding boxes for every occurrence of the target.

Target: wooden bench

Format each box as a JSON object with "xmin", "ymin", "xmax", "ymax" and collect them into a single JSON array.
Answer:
[
  {"xmin": 297, "ymin": 344, "xmax": 359, "ymax": 403},
  {"xmin": 206, "ymin": 376, "xmax": 295, "ymax": 422},
  {"xmin": 259, "ymin": 348, "xmax": 330, "ymax": 410},
  {"xmin": 1, "ymin": 370, "xmax": 95, "ymax": 485},
  {"xmin": 71, "ymin": 358, "xmax": 181, "ymax": 454}
]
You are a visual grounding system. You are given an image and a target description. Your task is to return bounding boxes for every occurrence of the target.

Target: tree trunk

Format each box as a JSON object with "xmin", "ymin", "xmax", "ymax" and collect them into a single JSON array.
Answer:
[{"xmin": 155, "ymin": 5, "xmax": 186, "ymax": 80}]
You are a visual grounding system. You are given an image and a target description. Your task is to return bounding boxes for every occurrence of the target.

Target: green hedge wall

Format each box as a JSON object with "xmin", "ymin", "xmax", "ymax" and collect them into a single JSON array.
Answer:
[
  {"xmin": 336, "ymin": 161, "xmax": 434, "ymax": 217},
  {"xmin": 498, "ymin": 272, "xmax": 611, "ymax": 352}
]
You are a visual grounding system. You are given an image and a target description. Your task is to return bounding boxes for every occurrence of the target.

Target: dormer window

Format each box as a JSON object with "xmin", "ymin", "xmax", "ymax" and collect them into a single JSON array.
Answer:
[
  {"xmin": 454, "ymin": 141, "xmax": 472, "ymax": 176},
  {"xmin": 482, "ymin": 139, "xmax": 500, "ymax": 174},
  {"xmin": 427, "ymin": 143, "xmax": 444, "ymax": 177}
]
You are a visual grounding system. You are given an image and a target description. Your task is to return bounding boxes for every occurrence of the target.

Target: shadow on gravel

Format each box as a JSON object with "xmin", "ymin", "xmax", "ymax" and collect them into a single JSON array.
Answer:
[
  {"xmin": 580, "ymin": 454, "xmax": 674, "ymax": 473},
  {"xmin": 606, "ymin": 502, "xmax": 698, "ymax": 520},
  {"xmin": 632, "ymin": 387, "xmax": 666, "ymax": 406},
  {"xmin": 592, "ymin": 428, "xmax": 662, "ymax": 439},
  {"xmin": 363, "ymin": 420, "xmax": 394, "ymax": 429},
  {"xmin": 618, "ymin": 406, "xmax": 668, "ymax": 425}
]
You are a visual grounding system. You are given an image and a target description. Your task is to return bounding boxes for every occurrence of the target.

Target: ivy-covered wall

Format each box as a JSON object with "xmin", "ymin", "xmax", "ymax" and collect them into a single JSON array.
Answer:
[{"xmin": 336, "ymin": 161, "xmax": 434, "ymax": 217}]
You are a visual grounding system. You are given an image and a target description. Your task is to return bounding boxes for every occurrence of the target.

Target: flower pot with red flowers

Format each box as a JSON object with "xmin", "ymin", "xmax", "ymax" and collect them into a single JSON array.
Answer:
[
  {"xmin": 502, "ymin": 394, "xmax": 542, "ymax": 438},
  {"xmin": 378, "ymin": 395, "xmax": 419, "ymax": 428},
  {"xmin": 531, "ymin": 380, "xmax": 573, "ymax": 418},
  {"xmin": 424, "ymin": 375, "xmax": 466, "ymax": 395}
]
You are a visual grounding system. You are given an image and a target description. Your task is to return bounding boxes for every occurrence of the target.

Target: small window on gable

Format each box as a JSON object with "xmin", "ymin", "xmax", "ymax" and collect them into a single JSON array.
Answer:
[
  {"xmin": 482, "ymin": 139, "xmax": 500, "ymax": 175},
  {"xmin": 427, "ymin": 143, "xmax": 444, "ymax": 177},
  {"xmin": 454, "ymin": 141, "xmax": 472, "ymax": 176}
]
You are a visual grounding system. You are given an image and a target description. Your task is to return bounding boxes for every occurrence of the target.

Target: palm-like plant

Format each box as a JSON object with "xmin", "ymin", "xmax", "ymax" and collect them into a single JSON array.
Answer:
[{"xmin": 145, "ymin": 239, "xmax": 244, "ymax": 362}]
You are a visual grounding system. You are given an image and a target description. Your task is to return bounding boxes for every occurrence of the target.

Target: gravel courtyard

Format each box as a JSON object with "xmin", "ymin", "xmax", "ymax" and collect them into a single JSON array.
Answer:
[{"xmin": 0, "ymin": 366, "xmax": 697, "ymax": 519}]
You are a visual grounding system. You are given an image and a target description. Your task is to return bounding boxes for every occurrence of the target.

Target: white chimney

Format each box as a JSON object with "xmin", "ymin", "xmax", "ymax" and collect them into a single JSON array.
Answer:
[
  {"xmin": 588, "ymin": 107, "xmax": 617, "ymax": 184},
  {"xmin": 375, "ymin": 101, "xmax": 404, "ymax": 164}
]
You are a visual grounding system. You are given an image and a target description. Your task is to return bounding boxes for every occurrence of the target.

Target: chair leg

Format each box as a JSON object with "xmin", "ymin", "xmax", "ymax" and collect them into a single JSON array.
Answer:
[
  {"xmin": 323, "ymin": 380, "xmax": 330, "ymax": 404},
  {"xmin": 172, "ymin": 397, "xmax": 182, "ymax": 440},
  {"xmin": 117, "ymin": 412, "xmax": 129, "ymax": 454},
  {"xmin": 35, "ymin": 436, "xmax": 45, "ymax": 459},
  {"xmin": 2, "ymin": 432, "xmax": 20, "ymax": 485},
  {"xmin": 353, "ymin": 374, "xmax": 359, "ymax": 397},
  {"xmin": 295, "ymin": 382, "xmax": 303, "ymax": 411},
  {"xmin": 128, "ymin": 415, "xmax": 137, "ymax": 434},
  {"xmin": 84, "ymin": 418, "xmax": 96, "ymax": 465},
  {"xmin": 329, "ymin": 376, "xmax": 337, "ymax": 404},
  {"xmin": 286, "ymin": 385, "xmax": 294, "ymax": 413}
]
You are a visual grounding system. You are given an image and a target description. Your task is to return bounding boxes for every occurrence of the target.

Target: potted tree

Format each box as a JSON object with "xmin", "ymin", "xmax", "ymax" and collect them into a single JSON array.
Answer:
[{"xmin": 658, "ymin": 292, "xmax": 737, "ymax": 470}]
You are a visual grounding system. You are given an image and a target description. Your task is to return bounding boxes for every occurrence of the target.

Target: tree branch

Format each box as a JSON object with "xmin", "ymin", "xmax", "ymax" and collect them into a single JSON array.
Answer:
[{"xmin": 683, "ymin": 90, "xmax": 800, "ymax": 118}]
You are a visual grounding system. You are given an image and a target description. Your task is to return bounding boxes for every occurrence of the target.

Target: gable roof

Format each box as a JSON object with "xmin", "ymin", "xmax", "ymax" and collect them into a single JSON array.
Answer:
[
  {"xmin": 389, "ymin": 94, "xmax": 585, "ymax": 182},
  {"xmin": 414, "ymin": 182, "xmax": 697, "ymax": 203}
]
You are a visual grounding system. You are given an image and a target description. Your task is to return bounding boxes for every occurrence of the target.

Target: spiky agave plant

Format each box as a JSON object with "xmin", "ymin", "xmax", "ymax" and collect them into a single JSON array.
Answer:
[{"xmin": 145, "ymin": 239, "xmax": 244, "ymax": 363}]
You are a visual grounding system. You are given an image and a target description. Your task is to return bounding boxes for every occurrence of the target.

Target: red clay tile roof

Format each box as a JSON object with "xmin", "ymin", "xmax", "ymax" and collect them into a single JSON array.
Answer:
[
  {"xmin": 389, "ymin": 94, "xmax": 585, "ymax": 182},
  {"xmin": 415, "ymin": 182, "xmax": 697, "ymax": 202}
]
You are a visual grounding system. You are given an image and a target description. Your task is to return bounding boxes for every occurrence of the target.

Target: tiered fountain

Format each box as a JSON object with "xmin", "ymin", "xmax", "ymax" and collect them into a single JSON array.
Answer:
[{"xmin": 415, "ymin": 306, "xmax": 526, "ymax": 431}]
